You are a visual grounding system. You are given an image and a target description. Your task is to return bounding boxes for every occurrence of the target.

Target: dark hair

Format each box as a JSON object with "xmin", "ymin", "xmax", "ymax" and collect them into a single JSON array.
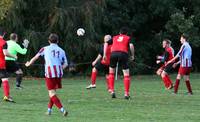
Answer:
[
  {"xmin": 10, "ymin": 33, "xmax": 18, "ymax": 40},
  {"xmin": 48, "ymin": 33, "xmax": 59, "ymax": 43},
  {"xmin": 120, "ymin": 27, "xmax": 129, "ymax": 35},
  {"xmin": 163, "ymin": 39, "xmax": 171, "ymax": 45},
  {"xmin": 181, "ymin": 33, "xmax": 188, "ymax": 40}
]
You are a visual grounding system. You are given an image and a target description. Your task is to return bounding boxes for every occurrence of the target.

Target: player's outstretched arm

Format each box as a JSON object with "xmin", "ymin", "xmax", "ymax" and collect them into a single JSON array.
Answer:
[{"xmin": 25, "ymin": 54, "xmax": 40, "ymax": 67}]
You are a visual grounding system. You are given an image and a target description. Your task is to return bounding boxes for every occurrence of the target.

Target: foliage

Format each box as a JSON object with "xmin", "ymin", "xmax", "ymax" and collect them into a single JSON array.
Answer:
[{"xmin": 1, "ymin": 0, "xmax": 200, "ymax": 75}]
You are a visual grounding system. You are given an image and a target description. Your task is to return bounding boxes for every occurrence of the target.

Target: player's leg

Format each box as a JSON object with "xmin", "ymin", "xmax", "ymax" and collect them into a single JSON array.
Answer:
[
  {"xmin": 121, "ymin": 52, "xmax": 131, "ymax": 99},
  {"xmin": 184, "ymin": 68, "xmax": 192, "ymax": 95},
  {"xmin": 86, "ymin": 67, "xmax": 97, "ymax": 89},
  {"xmin": 15, "ymin": 68, "xmax": 23, "ymax": 89},
  {"xmin": 160, "ymin": 71, "xmax": 169, "ymax": 89},
  {"xmin": 108, "ymin": 52, "xmax": 118, "ymax": 98},
  {"xmin": 122, "ymin": 69, "xmax": 131, "ymax": 99},
  {"xmin": 0, "ymin": 69, "xmax": 14, "ymax": 102},
  {"xmin": 45, "ymin": 78, "xmax": 68, "ymax": 116},
  {"xmin": 174, "ymin": 73, "xmax": 182, "ymax": 94}
]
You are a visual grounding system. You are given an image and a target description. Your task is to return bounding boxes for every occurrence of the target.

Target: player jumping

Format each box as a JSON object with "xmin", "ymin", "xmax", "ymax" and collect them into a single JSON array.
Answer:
[
  {"xmin": 156, "ymin": 39, "xmax": 174, "ymax": 90},
  {"xmin": 5, "ymin": 33, "xmax": 29, "ymax": 89},
  {"xmin": 25, "ymin": 33, "xmax": 68, "ymax": 116},
  {"xmin": 86, "ymin": 35, "xmax": 112, "ymax": 92},
  {"xmin": 166, "ymin": 34, "xmax": 193, "ymax": 95},
  {"xmin": 103, "ymin": 27, "xmax": 134, "ymax": 99}
]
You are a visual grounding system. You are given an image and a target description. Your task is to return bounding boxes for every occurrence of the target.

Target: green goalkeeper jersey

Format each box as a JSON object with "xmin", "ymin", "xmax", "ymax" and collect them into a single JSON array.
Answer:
[{"xmin": 5, "ymin": 40, "xmax": 27, "ymax": 61}]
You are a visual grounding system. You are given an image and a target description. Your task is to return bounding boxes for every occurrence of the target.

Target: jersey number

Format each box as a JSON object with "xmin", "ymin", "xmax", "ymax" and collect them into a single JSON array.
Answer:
[
  {"xmin": 117, "ymin": 36, "xmax": 124, "ymax": 42},
  {"xmin": 52, "ymin": 50, "xmax": 60, "ymax": 58}
]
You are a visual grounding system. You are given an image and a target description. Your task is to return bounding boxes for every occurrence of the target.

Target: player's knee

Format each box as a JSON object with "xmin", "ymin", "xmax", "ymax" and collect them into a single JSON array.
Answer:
[
  {"xmin": 123, "ymin": 69, "xmax": 129, "ymax": 76},
  {"xmin": 92, "ymin": 67, "xmax": 97, "ymax": 72},
  {"xmin": 48, "ymin": 90, "xmax": 56, "ymax": 97},
  {"xmin": 16, "ymin": 69, "xmax": 23, "ymax": 75},
  {"xmin": 161, "ymin": 72, "xmax": 166, "ymax": 78},
  {"xmin": 109, "ymin": 67, "xmax": 115, "ymax": 73},
  {"xmin": 156, "ymin": 70, "xmax": 161, "ymax": 76},
  {"xmin": 177, "ymin": 74, "xmax": 181, "ymax": 79}
]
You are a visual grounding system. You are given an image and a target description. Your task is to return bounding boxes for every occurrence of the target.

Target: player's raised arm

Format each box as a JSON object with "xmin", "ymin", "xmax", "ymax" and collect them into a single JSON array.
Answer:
[
  {"xmin": 129, "ymin": 43, "xmax": 134, "ymax": 60},
  {"xmin": 25, "ymin": 53, "xmax": 40, "ymax": 67},
  {"xmin": 25, "ymin": 47, "xmax": 44, "ymax": 67}
]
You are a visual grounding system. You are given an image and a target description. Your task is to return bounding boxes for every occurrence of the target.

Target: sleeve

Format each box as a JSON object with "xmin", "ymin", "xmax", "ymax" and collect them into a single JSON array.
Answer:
[
  {"xmin": 176, "ymin": 45, "xmax": 185, "ymax": 57},
  {"xmin": 3, "ymin": 43, "xmax": 7, "ymax": 49},
  {"xmin": 99, "ymin": 45, "xmax": 104, "ymax": 56},
  {"xmin": 37, "ymin": 47, "xmax": 45, "ymax": 56},
  {"xmin": 15, "ymin": 43, "xmax": 27, "ymax": 55}
]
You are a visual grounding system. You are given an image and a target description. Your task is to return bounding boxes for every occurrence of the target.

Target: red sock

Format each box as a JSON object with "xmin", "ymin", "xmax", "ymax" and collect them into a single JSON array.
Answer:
[
  {"xmin": 162, "ymin": 76, "xmax": 169, "ymax": 88},
  {"xmin": 48, "ymin": 97, "xmax": 54, "ymax": 109},
  {"xmin": 174, "ymin": 79, "xmax": 180, "ymax": 93},
  {"xmin": 106, "ymin": 75, "xmax": 110, "ymax": 90},
  {"xmin": 51, "ymin": 95, "xmax": 63, "ymax": 109},
  {"xmin": 109, "ymin": 73, "xmax": 114, "ymax": 92},
  {"xmin": 2, "ymin": 80, "xmax": 10, "ymax": 97},
  {"xmin": 165, "ymin": 75, "xmax": 173, "ymax": 86},
  {"xmin": 185, "ymin": 80, "xmax": 192, "ymax": 93},
  {"xmin": 91, "ymin": 71, "xmax": 97, "ymax": 85},
  {"xmin": 124, "ymin": 76, "xmax": 130, "ymax": 96}
]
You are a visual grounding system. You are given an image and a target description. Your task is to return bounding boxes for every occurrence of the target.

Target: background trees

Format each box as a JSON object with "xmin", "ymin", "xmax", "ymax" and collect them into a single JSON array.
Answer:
[{"xmin": 0, "ymin": 0, "xmax": 200, "ymax": 76}]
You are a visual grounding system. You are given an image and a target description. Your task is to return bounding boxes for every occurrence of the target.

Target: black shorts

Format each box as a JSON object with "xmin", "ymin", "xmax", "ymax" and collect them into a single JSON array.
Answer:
[
  {"xmin": 0, "ymin": 69, "xmax": 8, "ymax": 79},
  {"xmin": 110, "ymin": 51, "xmax": 129, "ymax": 70},
  {"xmin": 163, "ymin": 63, "xmax": 173, "ymax": 73},
  {"xmin": 94, "ymin": 60, "xmax": 109, "ymax": 74},
  {"xmin": 6, "ymin": 60, "xmax": 21, "ymax": 73}
]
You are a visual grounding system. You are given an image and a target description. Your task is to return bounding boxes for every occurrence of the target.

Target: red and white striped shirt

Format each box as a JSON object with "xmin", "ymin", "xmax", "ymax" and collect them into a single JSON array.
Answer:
[{"xmin": 38, "ymin": 44, "xmax": 68, "ymax": 78}]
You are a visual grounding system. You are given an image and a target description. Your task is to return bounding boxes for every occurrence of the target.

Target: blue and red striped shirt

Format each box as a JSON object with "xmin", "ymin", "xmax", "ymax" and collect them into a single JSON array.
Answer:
[{"xmin": 176, "ymin": 42, "xmax": 192, "ymax": 67}]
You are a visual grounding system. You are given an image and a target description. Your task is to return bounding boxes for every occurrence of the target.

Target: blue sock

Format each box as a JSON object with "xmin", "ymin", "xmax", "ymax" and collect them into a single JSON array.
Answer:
[
  {"xmin": 48, "ymin": 108, "xmax": 52, "ymax": 113},
  {"xmin": 60, "ymin": 107, "xmax": 65, "ymax": 113}
]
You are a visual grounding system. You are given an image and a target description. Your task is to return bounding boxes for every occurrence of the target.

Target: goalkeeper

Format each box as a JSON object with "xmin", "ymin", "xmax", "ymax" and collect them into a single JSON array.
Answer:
[{"xmin": 5, "ymin": 33, "xmax": 29, "ymax": 89}]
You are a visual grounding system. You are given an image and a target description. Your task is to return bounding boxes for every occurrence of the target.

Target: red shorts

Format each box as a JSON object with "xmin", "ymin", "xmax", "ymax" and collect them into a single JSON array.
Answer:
[
  {"xmin": 45, "ymin": 77, "xmax": 62, "ymax": 90},
  {"xmin": 178, "ymin": 67, "xmax": 191, "ymax": 75}
]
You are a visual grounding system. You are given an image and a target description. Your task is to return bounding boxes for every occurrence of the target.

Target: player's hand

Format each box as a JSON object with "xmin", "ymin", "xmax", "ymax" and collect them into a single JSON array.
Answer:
[
  {"xmin": 130, "ymin": 55, "xmax": 134, "ymax": 61},
  {"xmin": 92, "ymin": 61, "xmax": 96, "ymax": 66},
  {"xmin": 25, "ymin": 61, "xmax": 30, "ymax": 67},
  {"xmin": 22, "ymin": 39, "xmax": 29, "ymax": 48},
  {"xmin": 156, "ymin": 60, "xmax": 161, "ymax": 64}
]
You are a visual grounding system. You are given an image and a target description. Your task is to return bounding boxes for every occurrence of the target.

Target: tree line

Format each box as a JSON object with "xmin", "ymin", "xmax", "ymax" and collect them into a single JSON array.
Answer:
[{"xmin": 1, "ymin": 0, "xmax": 200, "ymax": 76}]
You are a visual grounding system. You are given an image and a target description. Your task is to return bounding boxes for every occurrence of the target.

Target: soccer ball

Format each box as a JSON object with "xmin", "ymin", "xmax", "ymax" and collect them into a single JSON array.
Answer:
[{"xmin": 77, "ymin": 28, "xmax": 85, "ymax": 36}]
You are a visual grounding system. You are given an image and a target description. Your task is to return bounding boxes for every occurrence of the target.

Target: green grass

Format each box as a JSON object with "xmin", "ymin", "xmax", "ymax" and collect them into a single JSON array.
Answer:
[{"xmin": 0, "ymin": 74, "xmax": 200, "ymax": 122}]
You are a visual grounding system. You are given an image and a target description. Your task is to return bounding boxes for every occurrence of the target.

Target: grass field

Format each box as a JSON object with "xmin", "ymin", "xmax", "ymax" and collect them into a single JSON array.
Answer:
[{"xmin": 0, "ymin": 74, "xmax": 200, "ymax": 122}]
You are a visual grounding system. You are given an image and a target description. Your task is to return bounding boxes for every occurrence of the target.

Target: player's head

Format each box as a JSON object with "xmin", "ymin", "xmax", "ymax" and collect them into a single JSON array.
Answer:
[
  {"xmin": 180, "ymin": 33, "xmax": 188, "ymax": 44},
  {"xmin": 48, "ymin": 33, "xmax": 59, "ymax": 44},
  {"xmin": 162, "ymin": 39, "xmax": 171, "ymax": 48},
  {"xmin": 120, "ymin": 27, "xmax": 129, "ymax": 35},
  {"xmin": 104, "ymin": 35, "xmax": 112, "ymax": 43},
  {"xmin": 10, "ymin": 33, "xmax": 18, "ymax": 42}
]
